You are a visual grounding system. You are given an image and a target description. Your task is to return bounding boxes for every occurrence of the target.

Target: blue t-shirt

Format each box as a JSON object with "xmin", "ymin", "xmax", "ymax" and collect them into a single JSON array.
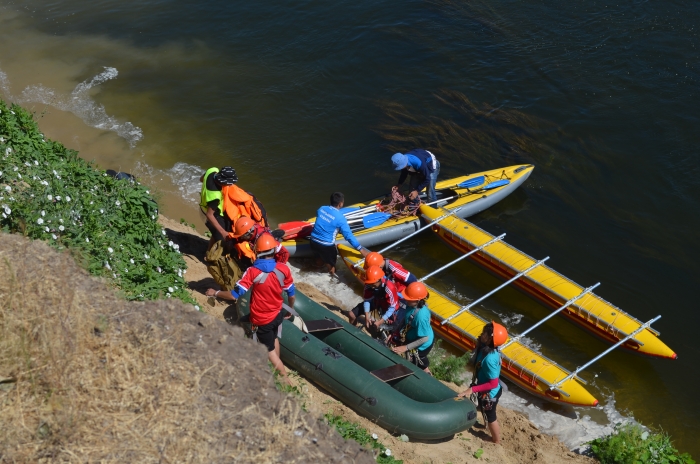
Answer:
[
  {"xmin": 310, "ymin": 205, "xmax": 362, "ymax": 250},
  {"xmin": 405, "ymin": 304, "xmax": 434, "ymax": 351},
  {"xmin": 475, "ymin": 349, "xmax": 502, "ymax": 398}
]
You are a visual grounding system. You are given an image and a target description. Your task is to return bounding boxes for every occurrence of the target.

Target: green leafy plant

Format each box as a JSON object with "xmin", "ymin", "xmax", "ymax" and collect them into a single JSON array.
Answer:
[
  {"xmin": 324, "ymin": 413, "xmax": 402, "ymax": 463},
  {"xmin": 427, "ymin": 340, "xmax": 469, "ymax": 386},
  {"xmin": 0, "ymin": 100, "xmax": 196, "ymax": 306},
  {"xmin": 589, "ymin": 423, "xmax": 694, "ymax": 464}
]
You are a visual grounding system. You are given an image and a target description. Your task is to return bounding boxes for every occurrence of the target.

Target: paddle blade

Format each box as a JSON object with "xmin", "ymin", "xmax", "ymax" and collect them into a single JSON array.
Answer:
[
  {"xmin": 362, "ymin": 212, "xmax": 392, "ymax": 229},
  {"xmin": 278, "ymin": 221, "xmax": 313, "ymax": 240},
  {"xmin": 457, "ymin": 176, "xmax": 485, "ymax": 190},
  {"xmin": 483, "ymin": 179, "xmax": 510, "ymax": 190}
]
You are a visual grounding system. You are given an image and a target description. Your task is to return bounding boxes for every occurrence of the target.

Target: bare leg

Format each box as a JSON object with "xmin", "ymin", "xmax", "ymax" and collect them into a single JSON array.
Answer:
[
  {"xmin": 423, "ymin": 367, "xmax": 432, "ymax": 374},
  {"xmin": 488, "ymin": 420, "xmax": 501, "ymax": 444},
  {"xmin": 269, "ymin": 339, "xmax": 290, "ymax": 385}
]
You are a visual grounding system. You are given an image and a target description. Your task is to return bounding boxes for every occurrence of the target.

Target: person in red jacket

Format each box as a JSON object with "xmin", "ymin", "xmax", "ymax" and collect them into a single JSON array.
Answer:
[
  {"xmin": 363, "ymin": 251, "xmax": 417, "ymax": 294},
  {"xmin": 347, "ymin": 266, "xmax": 400, "ymax": 330},
  {"xmin": 230, "ymin": 216, "xmax": 290, "ymax": 269},
  {"xmin": 206, "ymin": 233, "xmax": 295, "ymax": 384}
]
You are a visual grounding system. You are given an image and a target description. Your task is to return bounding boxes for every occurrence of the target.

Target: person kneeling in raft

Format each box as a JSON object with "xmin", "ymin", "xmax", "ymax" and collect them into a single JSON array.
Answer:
[
  {"xmin": 457, "ymin": 322, "xmax": 508, "ymax": 444},
  {"xmin": 348, "ymin": 266, "xmax": 400, "ymax": 331},
  {"xmin": 309, "ymin": 191, "xmax": 369, "ymax": 277},
  {"xmin": 230, "ymin": 216, "xmax": 289, "ymax": 270},
  {"xmin": 390, "ymin": 282, "xmax": 435, "ymax": 374},
  {"xmin": 206, "ymin": 233, "xmax": 295, "ymax": 385}
]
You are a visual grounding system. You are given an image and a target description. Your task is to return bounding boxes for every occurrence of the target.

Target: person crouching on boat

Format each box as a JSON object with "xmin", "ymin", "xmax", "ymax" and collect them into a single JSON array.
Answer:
[
  {"xmin": 230, "ymin": 216, "xmax": 289, "ymax": 270},
  {"xmin": 205, "ymin": 233, "xmax": 295, "ymax": 385},
  {"xmin": 391, "ymin": 149, "xmax": 440, "ymax": 203},
  {"xmin": 457, "ymin": 322, "xmax": 508, "ymax": 444},
  {"xmin": 363, "ymin": 251, "xmax": 417, "ymax": 294},
  {"xmin": 390, "ymin": 282, "xmax": 434, "ymax": 374},
  {"xmin": 348, "ymin": 266, "xmax": 400, "ymax": 331},
  {"xmin": 310, "ymin": 192, "xmax": 369, "ymax": 277}
]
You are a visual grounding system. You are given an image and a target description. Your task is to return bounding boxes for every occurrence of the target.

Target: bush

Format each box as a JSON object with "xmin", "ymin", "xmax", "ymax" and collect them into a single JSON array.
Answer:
[
  {"xmin": 0, "ymin": 100, "xmax": 194, "ymax": 304},
  {"xmin": 589, "ymin": 423, "xmax": 694, "ymax": 464},
  {"xmin": 324, "ymin": 413, "xmax": 402, "ymax": 463},
  {"xmin": 427, "ymin": 340, "xmax": 469, "ymax": 386}
]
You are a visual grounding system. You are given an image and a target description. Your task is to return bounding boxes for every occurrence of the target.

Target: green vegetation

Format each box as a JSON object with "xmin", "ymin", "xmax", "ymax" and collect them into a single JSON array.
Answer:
[
  {"xmin": 589, "ymin": 423, "xmax": 694, "ymax": 464},
  {"xmin": 0, "ymin": 100, "xmax": 195, "ymax": 305},
  {"xmin": 427, "ymin": 340, "xmax": 470, "ymax": 386},
  {"xmin": 324, "ymin": 413, "xmax": 402, "ymax": 463}
]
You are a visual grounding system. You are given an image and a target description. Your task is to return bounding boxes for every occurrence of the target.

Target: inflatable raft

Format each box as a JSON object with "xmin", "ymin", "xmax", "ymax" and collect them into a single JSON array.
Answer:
[
  {"xmin": 338, "ymin": 245, "xmax": 599, "ymax": 407},
  {"xmin": 281, "ymin": 164, "xmax": 534, "ymax": 257},
  {"xmin": 236, "ymin": 290, "xmax": 478, "ymax": 439},
  {"xmin": 419, "ymin": 205, "xmax": 677, "ymax": 360}
]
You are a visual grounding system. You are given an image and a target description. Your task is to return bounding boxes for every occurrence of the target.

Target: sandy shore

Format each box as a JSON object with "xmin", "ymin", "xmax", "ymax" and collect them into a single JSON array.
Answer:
[{"xmin": 161, "ymin": 215, "xmax": 595, "ymax": 464}]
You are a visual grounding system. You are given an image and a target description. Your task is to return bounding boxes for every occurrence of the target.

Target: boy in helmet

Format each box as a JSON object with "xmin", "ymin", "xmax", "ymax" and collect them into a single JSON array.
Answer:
[
  {"xmin": 363, "ymin": 251, "xmax": 417, "ymax": 294},
  {"xmin": 391, "ymin": 149, "xmax": 440, "ymax": 203},
  {"xmin": 457, "ymin": 322, "xmax": 508, "ymax": 444},
  {"xmin": 347, "ymin": 266, "xmax": 400, "ymax": 331},
  {"xmin": 390, "ymin": 282, "xmax": 434, "ymax": 373},
  {"xmin": 199, "ymin": 166, "xmax": 238, "ymax": 252},
  {"xmin": 230, "ymin": 216, "xmax": 289, "ymax": 269},
  {"xmin": 206, "ymin": 233, "xmax": 295, "ymax": 385}
]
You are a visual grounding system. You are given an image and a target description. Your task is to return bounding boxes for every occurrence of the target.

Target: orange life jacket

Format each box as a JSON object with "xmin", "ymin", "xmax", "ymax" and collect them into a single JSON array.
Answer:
[{"xmin": 222, "ymin": 185, "xmax": 266, "ymax": 226}]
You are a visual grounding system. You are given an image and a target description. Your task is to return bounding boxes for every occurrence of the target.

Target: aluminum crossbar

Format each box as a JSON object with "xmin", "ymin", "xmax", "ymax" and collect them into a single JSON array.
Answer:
[
  {"xmin": 500, "ymin": 282, "xmax": 601, "ymax": 350},
  {"xmin": 419, "ymin": 234, "xmax": 506, "ymax": 283},
  {"xmin": 441, "ymin": 257, "xmax": 550, "ymax": 325},
  {"xmin": 353, "ymin": 207, "xmax": 463, "ymax": 268},
  {"xmin": 550, "ymin": 315, "xmax": 662, "ymax": 390}
]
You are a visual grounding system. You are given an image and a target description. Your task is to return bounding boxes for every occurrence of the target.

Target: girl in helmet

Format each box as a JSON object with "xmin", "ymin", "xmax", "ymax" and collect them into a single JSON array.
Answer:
[
  {"xmin": 347, "ymin": 265, "xmax": 400, "ymax": 330},
  {"xmin": 363, "ymin": 251, "xmax": 417, "ymax": 294},
  {"xmin": 457, "ymin": 322, "xmax": 508, "ymax": 444},
  {"xmin": 390, "ymin": 282, "xmax": 434, "ymax": 373}
]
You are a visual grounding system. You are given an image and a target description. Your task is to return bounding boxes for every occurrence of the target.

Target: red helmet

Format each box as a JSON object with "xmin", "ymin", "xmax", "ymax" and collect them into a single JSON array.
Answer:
[
  {"xmin": 403, "ymin": 282, "xmax": 429, "ymax": 301},
  {"xmin": 233, "ymin": 216, "xmax": 256, "ymax": 238},
  {"xmin": 364, "ymin": 252, "xmax": 385, "ymax": 269},
  {"xmin": 492, "ymin": 322, "xmax": 508, "ymax": 347},
  {"xmin": 363, "ymin": 266, "xmax": 385, "ymax": 284},
  {"xmin": 255, "ymin": 233, "xmax": 278, "ymax": 253}
]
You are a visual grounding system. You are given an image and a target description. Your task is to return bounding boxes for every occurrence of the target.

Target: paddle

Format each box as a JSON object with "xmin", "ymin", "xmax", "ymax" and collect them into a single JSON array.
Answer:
[
  {"xmin": 339, "ymin": 206, "xmax": 360, "ymax": 215},
  {"xmin": 346, "ymin": 212, "xmax": 392, "ymax": 228}
]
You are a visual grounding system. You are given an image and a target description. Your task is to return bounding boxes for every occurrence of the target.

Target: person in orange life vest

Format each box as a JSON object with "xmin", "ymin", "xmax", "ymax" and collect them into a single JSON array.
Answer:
[
  {"xmin": 229, "ymin": 216, "xmax": 289, "ymax": 269},
  {"xmin": 206, "ymin": 233, "xmax": 295, "ymax": 384},
  {"xmin": 347, "ymin": 266, "xmax": 400, "ymax": 330},
  {"xmin": 199, "ymin": 166, "xmax": 237, "ymax": 252},
  {"xmin": 457, "ymin": 322, "xmax": 508, "ymax": 444},
  {"xmin": 363, "ymin": 251, "xmax": 417, "ymax": 294}
]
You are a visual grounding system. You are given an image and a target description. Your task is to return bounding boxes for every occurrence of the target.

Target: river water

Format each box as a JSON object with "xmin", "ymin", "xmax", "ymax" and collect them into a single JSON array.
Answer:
[{"xmin": 1, "ymin": 0, "xmax": 698, "ymax": 455}]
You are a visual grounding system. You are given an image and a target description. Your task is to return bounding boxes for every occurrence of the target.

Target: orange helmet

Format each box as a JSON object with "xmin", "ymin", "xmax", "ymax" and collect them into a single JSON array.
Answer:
[
  {"xmin": 403, "ymin": 282, "xmax": 429, "ymax": 301},
  {"xmin": 363, "ymin": 252, "xmax": 385, "ymax": 269},
  {"xmin": 255, "ymin": 233, "xmax": 278, "ymax": 253},
  {"xmin": 233, "ymin": 216, "xmax": 256, "ymax": 238},
  {"xmin": 492, "ymin": 322, "xmax": 508, "ymax": 347},
  {"xmin": 363, "ymin": 265, "xmax": 385, "ymax": 284}
]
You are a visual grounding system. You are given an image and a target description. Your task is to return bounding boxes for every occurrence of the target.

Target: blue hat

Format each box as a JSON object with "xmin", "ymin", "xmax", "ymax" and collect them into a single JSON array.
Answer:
[{"xmin": 391, "ymin": 153, "xmax": 408, "ymax": 170}]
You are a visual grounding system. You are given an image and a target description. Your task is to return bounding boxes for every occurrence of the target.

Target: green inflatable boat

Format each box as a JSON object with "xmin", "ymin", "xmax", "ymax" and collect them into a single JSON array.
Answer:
[{"xmin": 236, "ymin": 290, "xmax": 478, "ymax": 440}]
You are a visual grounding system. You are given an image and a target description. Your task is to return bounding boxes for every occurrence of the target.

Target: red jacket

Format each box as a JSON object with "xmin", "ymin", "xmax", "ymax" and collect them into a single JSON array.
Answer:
[
  {"xmin": 384, "ymin": 259, "xmax": 412, "ymax": 293},
  {"xmin": 235, "ymin": 261, "xmax": 294, "ymax": 326},
  {"xmin": 363, "ymin": 277, "xmax": 400, "ymax": 321}
]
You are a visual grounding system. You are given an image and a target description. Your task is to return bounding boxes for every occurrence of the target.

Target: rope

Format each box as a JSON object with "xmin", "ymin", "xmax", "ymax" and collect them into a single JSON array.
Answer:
[{"xmin": 377, "ymin": 188, "xmax": 421, "ymax": 219}]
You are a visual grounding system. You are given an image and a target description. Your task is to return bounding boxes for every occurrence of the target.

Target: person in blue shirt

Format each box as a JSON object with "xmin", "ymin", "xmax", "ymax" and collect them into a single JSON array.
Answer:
[
  {"xmin": 391, "ymin": 149, "xmax": 440, "ymax": 203},
  {"xmin": 310, "ymin": 192, "xmax": 369, "ymax": 276},
  {"xmin": 457, "ymin": 322, "xmax": 508, "ymax": 444},
  {"xmin": 390, "ymin": 282, "xmax": 435, "ymax": 374}
]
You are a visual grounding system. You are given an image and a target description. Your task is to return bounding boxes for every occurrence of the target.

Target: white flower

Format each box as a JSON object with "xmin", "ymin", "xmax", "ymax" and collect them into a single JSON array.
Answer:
[
  {"xmin": 168, "ymin": 241, "xmax": 174, "ymax": 247},
  {"xmin": 0, "ymin": 171, "xmax": 3, "ymax": 177},
  {"xmin": 37, "ymin": 218, "xmax": 44, "ymax": 224},
  {"xmin": 86, "ymin": 237, "xmax": 90, "ymax": 243},
  {"xmin": 55, "ymin": 196, "xmax": 61, "ymax": 201},
  {"xmin": 130, "ymin": 258, "xmax": 135, "ymax": 264},
  {"xmin": 90, "ymin": 201, "xmax": 93, "ymax": 205},
  {"xmin": 168, "ymin": 287, "xmax": 174, "ymax": 293},
  {"xmin": 13, "ymin": 166, "xmax": 18, "ymax": 171},
  {"xmin": 156, "ymin": 267, "xmax": 162, "ymax": 273},
  {"xmin": 10, "ymin": 110, "xmax": 14, "ymax": 114},
  {"xmin": 124, "ymin": 268, "xmax": 128, "ymax": 273},
  {"xmin": 162, "ymin": 230, "xmax": 166, "ymax": 235},
  {"xmin": 194, "ymin": 305, "xmax": 200, "ymax": 311},
  {"xmin": 107, "ymin": 247, "xmax": 114, "ymax": 253},
  {"xmin": 174, "ymin": 286, "xmax": 178, "ymax": 290},
  {"xmin": 24, "ymin": 162, "xmax": 30, "ymax": 167},
  {"xmin": 5, "ymin": 147, "xmax": 11, "ymax": 155},
  {"xmin": 59, "ymin": 219, "xmax": 63, "ymax": 223},
  {"xmin": 34, "ymin": 160, "xmax": 38, "ymax": 165},
  {"xmin": 166, "ymin": 293, "xmax": 171, "ymax": 298},
  {"xmin": 41, "ymin": 210, "xmax": 45, "ymax": 216},
  {"xmin": 45, "ymin": 226, "xmax": 49, "ymax": 232},
  {"xmin": 384, "ymin": 449, "xmax": 391, "ymax": 457},
  {"xmin": 47, "ymin": 195, "xmax": 52, "ymax": 200},
  {"xmin": 115, "ymin": 200, "xmax": 121, "ymax": 206},
  {"xmin": 183, "ymin": 269, "xmax": 186, "ymax": 274},
  {"xmin": 1, "ymin": 213, "xmax": 5, "ymax": 218},
  {"xmin": 113, "ymin": 273, "xmax": 117, "ymax": 278},
  {"xmin": 52, "ymin": 170, "xmax": 58, "ymax": 176},
  {"xmin": 151, "ymin": 215, "xmax": 155, "ymax": 220},
  {"xmin": 4, "ymin": 206, "xmax": 10, "ymax": 215},
  {"xmin": 372, "ymin": 434, "xmax": 378, "ymax": 440},
  {"xmin": 146, "ymin": 190, "xmax": 150, "ymax": 194},
  {"xmin": 65, "ymin": 196, "xmax": 71, "ymax": 202},
  {"xmin": 58, "ymin": 225, "xmax": 64, "ymax": 231},
  {"xmin": 144, "ymin": 254, "xmax": 149, "ymax": 259},
  {"xmin": 52, "ymin": 234, "xmax": 57, "ymax": 240},
  {"xmin": 104, "ymin": 262, "xmax": 111, "ymax": 270},
  {"xmin": 100, "ymin": 209, "xmax": 104, "ymax": 214},
  {"xmin": 4, "ymin": 186, "xmax": 10, "ymax": 192},
  {"xmin": 17, "ymin": 173, "xmax": 21, "ymax": 179}
]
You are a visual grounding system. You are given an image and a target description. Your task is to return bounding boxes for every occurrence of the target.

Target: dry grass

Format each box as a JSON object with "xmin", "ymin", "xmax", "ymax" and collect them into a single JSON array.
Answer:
[{"xmin": 0, "ymin": 234, "xmax": 372, "ymax": 463}]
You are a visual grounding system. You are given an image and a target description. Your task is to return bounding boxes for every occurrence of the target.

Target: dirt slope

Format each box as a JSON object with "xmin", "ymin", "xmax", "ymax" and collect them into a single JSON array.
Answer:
[
  {"xmin": 162, "ymin": 216, "xmax": 595, "ymax": 464},
  {"xmin": 0, "ymin": 233, "xmax": 374, "ymax": 463}
]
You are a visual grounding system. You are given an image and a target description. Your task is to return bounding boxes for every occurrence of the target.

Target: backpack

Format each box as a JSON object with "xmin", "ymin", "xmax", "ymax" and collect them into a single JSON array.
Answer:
[{"xmin": 205, "ymin": 240, "xmax": 242, "ymax": 291}]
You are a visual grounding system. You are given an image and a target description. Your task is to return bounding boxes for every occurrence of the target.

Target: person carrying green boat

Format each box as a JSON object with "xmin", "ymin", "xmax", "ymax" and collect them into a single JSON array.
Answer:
[
  {"xmin": 457, "ymin": 322, "xmax": 508, "ymax": 445},
  {"xmin": 390, "ymin": 282, "xmax": 435, "ymax": 374}
]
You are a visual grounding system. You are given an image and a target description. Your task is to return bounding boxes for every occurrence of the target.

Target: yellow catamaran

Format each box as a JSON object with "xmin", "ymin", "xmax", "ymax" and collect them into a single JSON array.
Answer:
[{"xmin": 338, "ymin": 244, "xmax": 599, "ymax": 407}]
